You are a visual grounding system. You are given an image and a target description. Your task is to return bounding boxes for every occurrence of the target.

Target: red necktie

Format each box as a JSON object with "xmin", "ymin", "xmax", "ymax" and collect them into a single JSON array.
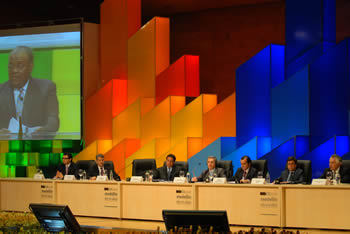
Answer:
[
  {"xmin": 65, "ymin": 166, "xmax": 68, "ymax": 175},
  {"xmin": 101, "ymin": 168, "xmax": 105, "ymax": 176},
  {"xmin": 243, "ymin": 171, "xmax": 247, "ymax": 179}
]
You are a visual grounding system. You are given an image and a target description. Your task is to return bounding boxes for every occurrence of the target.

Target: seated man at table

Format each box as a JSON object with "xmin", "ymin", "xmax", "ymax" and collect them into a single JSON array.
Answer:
[
  {"xmin": 154, "ymin": 154, "xmax": 180, "ymax": 181},
  {"xmin": 192, "ymin": 156, "xmax": 226, "ymax": 182},
  {"xmin": 87, "ymin": 154, "xmax": 121, "ymax": 181},
  {"xmin": 53, "ymin": 153, "xmax": 79, "ymax": 179},
  {"xmin": 234, "ymin": 155, "xmax": 258, "ymax": 183},
  {"xmin": 275, "ymin": 156, "xmax": 304, "ymax": 184},
  {"xmin": 320, "ymin": 154, "xmax": 350, "ymax": 183}
]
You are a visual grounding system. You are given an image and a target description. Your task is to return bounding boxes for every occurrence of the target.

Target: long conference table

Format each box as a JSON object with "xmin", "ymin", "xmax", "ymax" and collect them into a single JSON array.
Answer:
[{"xmin": 1, "ymin": 178, "xmax": 349, "ymax": 230}]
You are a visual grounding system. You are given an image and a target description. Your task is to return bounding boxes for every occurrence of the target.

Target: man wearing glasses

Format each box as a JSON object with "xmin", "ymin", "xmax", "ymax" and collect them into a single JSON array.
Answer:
[{"xmin": 54, "ymin": 153, "xmax": 79, "ymax": 179}]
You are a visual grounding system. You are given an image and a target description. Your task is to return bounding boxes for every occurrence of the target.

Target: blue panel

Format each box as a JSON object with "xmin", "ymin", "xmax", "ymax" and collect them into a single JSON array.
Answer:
[
  {"xmin": 335, "ymin": 136, "xmax": 350, "ymax": 156},
  {"xmin": 323, "ymin": 0, "xmax": 336, "ymax": 43},
  {"xmin": 223, "ymin": 137, "xmax": 258, "ymax": 174},
  {"xmin": 295, "ymin": 136, "xmax": 311, "ymax": 157},
  {"xmin": 236, "ymin": 45, "xmax": 271, "ymax": 147},
  {"xmin": 309, "ymin": 40, "xmax": 350, "ymax": 149},
  {"xmin": 271, "ymin": 44, "xmax": 285, "ymax": 88},
  {"xmin": 188, "ymin": 137, "xmax": 236, "ymax": 177},
  {"xmin": 271, "ymin": 67, "xmax": 309, "ymax": 148},
  {"xmin": 260, "ymin": 138, "xmax": 295, "ymax": 181},
  {"xmin": 257, "ymin": 137, "xmax": 272, "ymax": 159},
  {"xmin": 298, "ymin": 137, "xmax": 335, "ymax": 178}
]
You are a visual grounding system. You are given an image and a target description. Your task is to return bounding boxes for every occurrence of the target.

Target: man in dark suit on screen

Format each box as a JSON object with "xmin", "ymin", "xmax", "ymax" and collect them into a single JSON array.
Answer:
[
  {"xmin": 87, "ymin": 154, "xmax": 121, "ymax": 181},
  {"xmin": 234, "ymin": 155, "xmax": 258, "ymax": 183},
  {"xmin": 154, "ymin": 154, "xmax": 179, "ymax": 181},
  {"xmin": 320, "ymin": 154, "xmax": 350, "ymax": 183},
  {"xmin": 275, "ymin": 156, "xmax": 304, "ymax": 184},
  {"xmin": 0, "ymin": 46, "xmax": 59, "ymax": 137},
  {"xmin": 192, "ymin": 156, "xmax": 226, "ymax": 182},
  {"xmin": 54, "ymin": 153, "xmax": 79, "ymax": 180}
]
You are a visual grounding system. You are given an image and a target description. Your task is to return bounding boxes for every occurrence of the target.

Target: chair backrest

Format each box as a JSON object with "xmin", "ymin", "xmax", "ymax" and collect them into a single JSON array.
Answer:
[
  {"xmin": 216, "ymin": 160, "xmax": 233, "ymax": 178},
  {"xmin": 104, "ymin": 161, "xmax": 115, "ymax": 172},
  {"xmin": 132, "ymin": 159, "xmax": 157, "ymax": 176},
  {"xmin": 297, "ymin": 160, "xmax": 312, "ymax": 184},
  {"xmin": 342, "ymin": 160, "xmax": 350, "ymax": 170},
  {"xmin": 76, "ymin": 160, "xmax": 95, "ymax": 172},
  {"xmin": 251, "ymin": 160, "xmax": 268, "ymax": 177},
  {"xmin": 163, "ymin": 161, "xmax": 189, "ymax": 174}
]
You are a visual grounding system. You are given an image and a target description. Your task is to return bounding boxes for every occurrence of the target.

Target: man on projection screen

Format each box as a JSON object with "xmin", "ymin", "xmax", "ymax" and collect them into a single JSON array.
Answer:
[{"xmin": 0, "ymin": 46, "xmax": 59, "ymax": 138}]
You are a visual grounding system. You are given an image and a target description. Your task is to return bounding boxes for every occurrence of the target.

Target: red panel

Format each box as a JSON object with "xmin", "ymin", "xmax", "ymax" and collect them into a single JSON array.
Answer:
[
  {"xmin": 104, "ymin": 139, "xmax": 140, "ymax": 179},
  {"xmin": 155, "ymin": 55, "xmax": 200, "ymax": 104},
  {"xmin": 85, "ymin": 81, "xmax": 113, "ymax": 145},
  {"xmin": 112, "ymin": 79, "xmax": 128, "ymax": 117}
]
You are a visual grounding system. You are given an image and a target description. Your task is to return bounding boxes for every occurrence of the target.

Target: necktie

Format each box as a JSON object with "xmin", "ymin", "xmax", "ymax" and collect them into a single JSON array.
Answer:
[
  {"xmin": 167, "ymin": 168, "xmax": 171, "ymax": 180},
  {"xmin": 16, "ymin": 88, "xmax": 25, "ymax": 119},
  {"xmin": 287, "ymin": 171, "xmax": 292, "ymax": 182},
  {"xmin": 101, "ymin": 167, "xmax": 105, "ymax": 176},
  {"xmin": 65, "ymin": 166, "xmax": 69, "ymax": 175},
  {"xmin": 243, "ymin": 171, "xmax": 247, "ymax": 179}
]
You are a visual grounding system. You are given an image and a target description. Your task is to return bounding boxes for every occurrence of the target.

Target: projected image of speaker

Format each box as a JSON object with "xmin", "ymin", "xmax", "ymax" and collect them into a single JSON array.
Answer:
[
  {"xmin": 29, "ymin": 203, "xmax": 81, "ymax": 233},
  {"xmin": 162, "ymin": 210, "xmax": 230, "ymax": 232}
]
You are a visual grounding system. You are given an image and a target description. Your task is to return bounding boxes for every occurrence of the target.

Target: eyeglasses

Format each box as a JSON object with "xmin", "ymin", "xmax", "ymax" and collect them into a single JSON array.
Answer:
[{"xmin": 62, "ymin": 157, "xmax": 70, "ymax": 160}]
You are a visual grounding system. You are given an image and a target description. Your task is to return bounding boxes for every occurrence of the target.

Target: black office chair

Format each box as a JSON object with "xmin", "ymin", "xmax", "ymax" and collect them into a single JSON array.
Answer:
[
  {"xmin": 76, "ymin": 160, "xmax": 95, "ymax": 172},
  {"xmin": 132, "ymin": 159, "xmax": 157, "ymax": 176},
  {"xmin": 216, "ymin": 160, "xmax": 233, "ymax": 178},
  {"xmin": 342, "ymin": 160, "xmax": 350, "ymax": 170},
  {"xmin": 251, "ymin": 160, "xmax": 268, "ymax": 177},
  {"xmin": 297, "ymin": 160, "xmax": 312, "ymax": 184},
  {"xmin": 163, "ymin": 161, "xmax": 189, "ymax": 174},
  {"xmin": 104, "ymin": 161, "xmax": 115, "ymax": 171}
]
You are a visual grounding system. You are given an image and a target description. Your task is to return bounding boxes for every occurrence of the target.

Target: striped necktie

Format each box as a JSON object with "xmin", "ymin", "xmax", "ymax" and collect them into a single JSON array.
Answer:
[{"xmin": 16, "ymin": 88, "xmax": 25, "ymax": 119}]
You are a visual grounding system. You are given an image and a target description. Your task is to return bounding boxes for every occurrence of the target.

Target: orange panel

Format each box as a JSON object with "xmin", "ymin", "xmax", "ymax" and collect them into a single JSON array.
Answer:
[
  {"xmin": 112, "ymin": 79, "xmax": 128, "ymax": 117},
  {"xmin": 104, "ymin": 139, "xmax": 140, "ymax": 179},
  {"xmin": 187, "ymin": 137, "xmax": 203, "ymax": 158},
  {"xmin": 162, "ymin": 137, "xmax": 202, "ymax": 162},
  {"xmin": 127, "ymin": 17, "xmax": 170, "ymax": 104},
  {"xmin": 203, "ymin": 93, "xmax": 236, "ymax": 147},
  {"xmin": 140, "ymin": 97, "xmax": 155, "ymax": 117},
  {"xmin": 73, "ymin": 140, "xmax": 112, "ymax": 162},
  {"xmin": 100, "ymin": 0, "xmax": 141, "ymax": 83}
]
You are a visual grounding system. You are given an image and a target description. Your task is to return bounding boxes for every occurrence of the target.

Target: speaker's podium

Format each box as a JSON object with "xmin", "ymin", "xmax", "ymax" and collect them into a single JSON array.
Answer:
[{"xmin": 163, "ymin": 210, "xmax": 230, "ymax": 232}]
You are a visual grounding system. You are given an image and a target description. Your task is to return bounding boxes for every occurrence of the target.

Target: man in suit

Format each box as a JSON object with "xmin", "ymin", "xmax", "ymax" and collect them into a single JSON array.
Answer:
[
  {"xmin": 320, "ymin": 154, "xmax": 350, "ymax": 183},
  {"xmin": 0, "ymin": 46, "xmax": 59, "ymax": 138},
  {"xmin": 275, "ymin": 156, "xmax": 304, "ymax": 184},
  {"xmin": 88, "ymin": 154, "xmax": 121, "ymax": 181},
  {"xmin": 54, "ymin": 153, "xmax": 79, "ymax": 179},
  {"xmin": 192, "ymin": 156, "xmax": 226, "ymax": 182},
  {"xmin": 155, "ymin": 154, "xmax": 179, "ymax": 181},
  {"xmin": 234, "ymin": 155, "xmax": 258, "ymax": 183}
]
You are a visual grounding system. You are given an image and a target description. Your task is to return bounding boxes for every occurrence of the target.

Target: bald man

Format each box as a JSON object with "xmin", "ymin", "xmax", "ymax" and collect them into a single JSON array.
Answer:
[{"xmin": 0, "ymin": 46, "xmax": 59, "ymax": 137}]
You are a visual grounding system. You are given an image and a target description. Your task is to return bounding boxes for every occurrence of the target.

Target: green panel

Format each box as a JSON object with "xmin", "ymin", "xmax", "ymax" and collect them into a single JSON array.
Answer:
[
  {"xmin": 6, "ymin": 152, "xmax": 17, "ymax": 165},
  {"xmin": 0, "ymin": 52, "xmax": 9, "ymax": 84},
  {"xmin": 52, "ymin": 49, "xmax": 80, "ymax": 95},
  {"xmin": 15, "ymin": 166, "xmax": 27, "ymax": 177},
  {"xmin": 58, "ymin": 95, "xmax": 81, "ymax": 132},
  {"xmin": 0, "ymin": 153, "xmax": 6, "ymax": 166},
  {"xmin": 52, "ymin": 140, "xmax": 63, "ymax": 151},
  {"xmin": 31, "ymin": 50, "xmax": 53, "ymax": 81},
  {"xmin": 28, "ymin": 152, "xmax": 39, "ymax": 166},
  {"xmin": 8, "ymin": 166, "xmax": 16, "ymax": 178},
  {"xmin": 50, "ymin": 153, "xmax": 62, "ymax": 165},
  {"xmin": 6, "ymin": 152, "xmax": 28, "ymax": 166},
  {"xmin": 38, "ymin": 153, "xmax": 50, "ymax": 167},
  {"xmin": 8, "ymin": 141, "xmax": 33, "ymax": 152},
  {"xmin": 0, "ymin": 165, "xmax": 8, "ymax": 177}
]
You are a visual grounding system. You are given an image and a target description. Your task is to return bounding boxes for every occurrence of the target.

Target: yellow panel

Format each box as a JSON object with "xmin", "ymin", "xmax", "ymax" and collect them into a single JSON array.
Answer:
[
  {"xmin": 141, "ymin": 96, "xmax": 185, "ymax": 146},
  {"xmin": 97, "ymin": 140, "xmax": 113, "ymax": 154},
  {"xmin": 0, "ymin": 141, "xmax": 8, "ymax": 154},
  {"xmin": 27, "ymin": 166, "xmax": 37, "ymax": 178},
  {"xmin": 161, "ymin": 137, "xmax": 202, "ymax": 163},
  {"xmin": 0, "ymin": 153, "xmax": 6, "ymax": 166},
  {"xmin": 170, "ymin": 94, "xmax": 217, "ymax": 147},
  {"xmin": 52, "ymin": 140, "xmax": 63, "ymax": 154},
  {"xmin": 141, "ymin": 97, "xmax": 155, "ymax": 117},
  {"xmin": 203, "ymin": 93, "xmax": 236, "ymax": 147},
  {"xmin": 127, "ymin": 17, "xmax": 170, "ymax": 104},
  {"xmin": 73, "ymin": 140, "xmax": 111, "ymax": 162},
  {"xmin": 112, "ymin": 99, "xmax": 141, "ymax": 146}
]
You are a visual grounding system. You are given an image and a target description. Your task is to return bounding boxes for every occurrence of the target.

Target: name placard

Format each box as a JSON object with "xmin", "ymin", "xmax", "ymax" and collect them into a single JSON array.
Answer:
[
  {"xmin": 64, "ymin": 175, "xmax": 76, "ymax": 181},
  {"xmin": 212, "ymin": 177, "xmax": 227, "ymax": 184},
  {"xmin": 33, "ymin": 174, "xmax": 45, "ymax": 180},
  {"xmin": 130, "ymin": 176, "xmax": 143, "ymax": 182},
  {"xmin": 173, "ymin": 177, "xmax": 187, "ymax": 183},
  {"xmin": 251, "ymin": 178, "xmax": 265, "ymax": 184},
  {"xmin": 311, "ymin": 179, "xmax": 327, "ymax": 185},
  {"xmin": 96, "ymin": 175, "xmax": 108, "ymax": 181}
]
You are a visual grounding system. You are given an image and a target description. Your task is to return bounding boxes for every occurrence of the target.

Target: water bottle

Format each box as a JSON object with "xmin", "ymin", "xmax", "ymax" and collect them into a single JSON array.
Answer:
[
  {"xmin": 109, "ymin": 170, "xmax": 114, "ymax": 181},
  {"xmin": 145, "ymin": 171, "xmax": 150, "ymax": 182},
  {"xmin": 265, "ymin": 171, "xmax": 270, "ymax": 184},
  {"xmin": 335, "ymin": 173, "xmax": 341, "ymax": 185},
  {"xmin": 82, "ymin": 170, "xmax": 86, "ymax": 180},
  {"xmin": 186, "ymin": 172, "xmax": 191, "ymax": 182}
]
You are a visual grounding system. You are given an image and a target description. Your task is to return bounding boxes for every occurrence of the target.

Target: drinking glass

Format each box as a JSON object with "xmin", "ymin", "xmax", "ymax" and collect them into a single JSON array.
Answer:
[
  {"xmin": 179, "ymin": 170, "xmax": 185, "ymax": 177},
  {"xmin": 78, "ymin": 169, "xmax": 84, "ymax": 180},
  {"xmin": 257, "ymin": 171, "xmax": 263, "ymax": 178}
]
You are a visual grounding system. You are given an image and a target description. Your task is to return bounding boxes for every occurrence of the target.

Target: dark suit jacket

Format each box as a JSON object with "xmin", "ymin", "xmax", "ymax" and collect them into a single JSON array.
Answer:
[
  {"xmin": 155, "ymin": 166, "xmax": 180, "ymax": 181},
  {"xmin": 0, "ymin": 78, "xmax": 59, "ymax": 132},
  {"xmin": 320, "ymin": 165, "xmax": 350, "ymax": 183},
  {"xmin": 197, "ymin": 167, "xmax": 226, "ymax": 182},
  {"xmin": 56, "ymin": 162, "xmax": 79, "ymax": 179},
  {"xmin": 234, "ymin": 167, "xmax": 258, "ymax": 182},
  {"xmin": 277, "ymin": 168, "xmax": 304, "ymax": 184},
  {"xmin": 87, "ymin": 162, "xmax": 121, "ymax": 181}
]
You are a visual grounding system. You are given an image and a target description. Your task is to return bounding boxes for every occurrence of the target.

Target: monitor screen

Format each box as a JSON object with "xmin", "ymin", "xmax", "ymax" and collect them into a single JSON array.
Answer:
[
  {"xmin": 0, "ymin": 23, "xmax": 81, "ymax": 140},
  {"xmin": 162, "ymin": 210, "xmax": 230, "ymax": 232},
  {"xmin": 29, "ymin": 203, "xmax": 81, "ymax": 232}
]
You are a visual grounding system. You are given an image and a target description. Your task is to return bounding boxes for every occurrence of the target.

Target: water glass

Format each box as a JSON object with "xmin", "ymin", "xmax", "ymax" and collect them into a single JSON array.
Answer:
[
  {"xmin": 78, "ymin": 169, "xmax": 84, "ymax": 180},
  {"xmin": 179, "ymin": 170, "xmax": 185, "ymax": 177},
  {"xmin": 257, "ymin": 171, "xmax": 263, "ymax": 178}
]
